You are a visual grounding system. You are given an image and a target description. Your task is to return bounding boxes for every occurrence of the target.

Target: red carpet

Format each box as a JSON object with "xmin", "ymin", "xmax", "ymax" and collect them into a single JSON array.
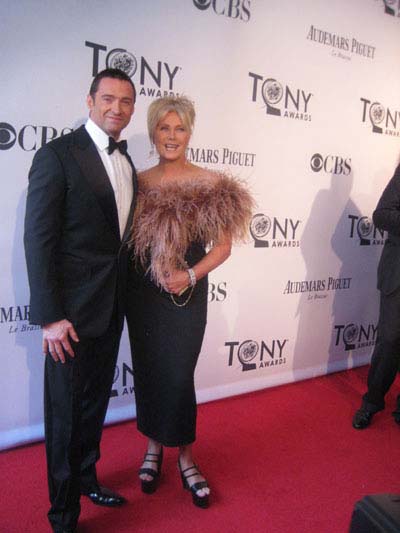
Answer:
[{"xmin": 2, "ymin": 366, "xmax": 400, "ymax": 533}]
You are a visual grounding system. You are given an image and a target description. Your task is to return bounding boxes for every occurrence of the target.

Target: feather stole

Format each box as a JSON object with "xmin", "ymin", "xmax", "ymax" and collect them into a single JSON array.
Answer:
[{"xmin": 130, "ymin": 172, "xmax": 255, "ymax": 286}]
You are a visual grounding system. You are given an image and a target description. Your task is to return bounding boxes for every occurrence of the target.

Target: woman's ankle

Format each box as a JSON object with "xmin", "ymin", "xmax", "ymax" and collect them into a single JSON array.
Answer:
[{"xmin": 146, "ymin": 439, "xmax": 162, "ymax": 454}]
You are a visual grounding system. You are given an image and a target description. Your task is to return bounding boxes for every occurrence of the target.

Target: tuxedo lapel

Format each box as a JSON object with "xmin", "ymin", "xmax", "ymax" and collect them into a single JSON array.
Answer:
[{"xmin": 70, "ymin": 126, "xmax": 120, "ymax": 241}]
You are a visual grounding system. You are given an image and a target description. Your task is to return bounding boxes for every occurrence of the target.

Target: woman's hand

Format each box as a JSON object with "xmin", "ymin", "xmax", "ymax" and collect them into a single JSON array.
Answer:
[{"xmin": 163, "ymin": 269, "xmax": 190, "ymax": 295}]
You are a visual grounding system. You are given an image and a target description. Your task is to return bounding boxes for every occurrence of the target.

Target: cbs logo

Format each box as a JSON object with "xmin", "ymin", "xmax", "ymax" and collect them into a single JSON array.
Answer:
[{"xmin": 0, "ymin": 122, "xmax": 72, "ymax": 151}]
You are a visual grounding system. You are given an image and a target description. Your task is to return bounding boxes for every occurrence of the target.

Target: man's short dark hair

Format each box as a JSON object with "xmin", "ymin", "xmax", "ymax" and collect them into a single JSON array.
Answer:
[{"xmin": 89, "ymin": 68, "xmax": 136, "ymax": 102}]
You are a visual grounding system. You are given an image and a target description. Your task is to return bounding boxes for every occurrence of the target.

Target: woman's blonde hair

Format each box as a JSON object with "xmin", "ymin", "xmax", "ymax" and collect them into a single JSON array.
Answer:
[{"xmin": 147, "ymin": 95, "xmax": 196, "ymax": 145}]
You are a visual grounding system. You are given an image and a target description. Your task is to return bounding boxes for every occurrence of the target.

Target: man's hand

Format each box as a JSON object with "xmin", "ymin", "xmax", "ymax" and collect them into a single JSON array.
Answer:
[{"xmin": 42, "ymin": 319, "xmax": 79, "ymax": 363}]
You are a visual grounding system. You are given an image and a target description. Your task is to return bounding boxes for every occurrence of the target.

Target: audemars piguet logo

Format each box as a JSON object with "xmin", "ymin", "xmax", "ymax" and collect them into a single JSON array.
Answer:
[
  {"xmin": 187, "ymin": 146, "xmax": 256, "ymax": 167},
  {"xmin": 306, "ymin": 25, "xmax": 376, "ymax": 61},
  {"xmin": 0, "ymin": 304, "xmax": 40, "ymax": 334},
  {"xmin": 284, "ymin": 277, "xmax": 352, "ymax": 300}
]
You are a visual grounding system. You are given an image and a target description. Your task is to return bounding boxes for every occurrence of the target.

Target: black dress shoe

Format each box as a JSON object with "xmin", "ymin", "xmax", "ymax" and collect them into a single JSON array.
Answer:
[
  {"xmin": 81, "ymin": 485, "xmax": 126, "ymax": 507},
  {"xmin": 352, "ymin": 407, "xmax": 374, "ymax": 429},
  {"xmin": 392, "ymin": 409, "xmax": 400, "ymax": 424}
]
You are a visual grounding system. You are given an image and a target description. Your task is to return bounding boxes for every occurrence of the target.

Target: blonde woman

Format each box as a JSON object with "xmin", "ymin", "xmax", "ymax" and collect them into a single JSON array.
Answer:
[{"xmin": 128, "ymin": 96, "xmax": 253, "ymax": 508}]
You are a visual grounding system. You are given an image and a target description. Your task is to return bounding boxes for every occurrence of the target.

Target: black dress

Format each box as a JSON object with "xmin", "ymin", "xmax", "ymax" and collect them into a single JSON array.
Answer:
[
  {"xmin": 128, "ymin": 243, "xmax": 207, "ymax": 446},
  {"xmin": 127, "ymin": 174, "xmax": 253, "ymax": 447}
]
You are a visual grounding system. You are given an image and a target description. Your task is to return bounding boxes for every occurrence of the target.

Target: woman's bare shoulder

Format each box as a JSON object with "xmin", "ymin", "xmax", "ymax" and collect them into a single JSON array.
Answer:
[
  {"xmin": 138, "ymin": 167, "xmax": 160, "ymax": 186},
  {"xmin": 186, "ymin": 163, "xmax": 221, "ymax": 182}
]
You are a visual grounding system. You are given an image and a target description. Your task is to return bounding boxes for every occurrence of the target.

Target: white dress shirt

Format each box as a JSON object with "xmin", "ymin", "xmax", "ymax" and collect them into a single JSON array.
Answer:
[{"xmin": 85, "ymin": 118, "xmax": 133, "ymax": 239}]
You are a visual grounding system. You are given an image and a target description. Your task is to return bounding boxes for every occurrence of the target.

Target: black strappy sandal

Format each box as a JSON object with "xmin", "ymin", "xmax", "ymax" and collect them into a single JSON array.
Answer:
[
  {"xmin": 178, "ymin": 459, "xmax": 210, "ymax": 509},
  {"xmin": 139, "ymin": 448, "xmax": 163, "ymax": 494}
]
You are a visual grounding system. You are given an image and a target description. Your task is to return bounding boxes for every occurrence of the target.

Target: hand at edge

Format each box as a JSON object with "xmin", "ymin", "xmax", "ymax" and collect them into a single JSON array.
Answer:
[{"xmin": 42, "ymin": 319, "xmax": 79, "ymax": 363}]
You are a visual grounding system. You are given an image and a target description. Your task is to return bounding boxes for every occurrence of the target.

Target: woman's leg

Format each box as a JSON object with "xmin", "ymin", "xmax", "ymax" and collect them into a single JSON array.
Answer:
[
  {"xmin": 178, "ymin": 444, "xmax": 210, "ymax": 497},
  {"xmin": 139, "ymin": 438, "xmax": 162, "ymax": 482}
]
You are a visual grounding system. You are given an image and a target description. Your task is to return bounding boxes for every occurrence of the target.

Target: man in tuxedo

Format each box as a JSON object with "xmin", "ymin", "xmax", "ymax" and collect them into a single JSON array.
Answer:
[
  {"xmin": 24, "ymin": 68, "xmax": 138, "ymax": 533},
  {"xmin": 353, "ymin": 163, "xmax": 400, "ymax": 430}
]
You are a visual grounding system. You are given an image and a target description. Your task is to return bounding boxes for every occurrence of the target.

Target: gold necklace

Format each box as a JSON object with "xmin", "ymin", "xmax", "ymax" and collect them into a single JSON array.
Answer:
[{"xmin": 170, "ymin": 285, "xmax": 195, "ymax": 307}]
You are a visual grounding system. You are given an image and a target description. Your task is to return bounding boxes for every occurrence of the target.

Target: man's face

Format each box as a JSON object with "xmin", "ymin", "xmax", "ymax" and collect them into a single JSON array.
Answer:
[{"xmin": 87, "ymin": 77, "xmax": 135, "ymax": 139}]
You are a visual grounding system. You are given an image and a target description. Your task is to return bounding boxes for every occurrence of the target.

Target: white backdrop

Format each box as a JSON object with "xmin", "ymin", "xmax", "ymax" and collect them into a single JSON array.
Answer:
[{"xmin": 1, "ymin": 0, "xmax": 400, "ymax": 450}]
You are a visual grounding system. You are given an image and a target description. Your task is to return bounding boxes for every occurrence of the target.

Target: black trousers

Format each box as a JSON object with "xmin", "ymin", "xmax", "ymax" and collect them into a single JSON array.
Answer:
[
  {"xmin": 44, "ymin": 312, "xmax": 121, "ymax": 532},
  {"xmin": 363, "ymin": 288, "xmax": 400, "ymax": 411}
]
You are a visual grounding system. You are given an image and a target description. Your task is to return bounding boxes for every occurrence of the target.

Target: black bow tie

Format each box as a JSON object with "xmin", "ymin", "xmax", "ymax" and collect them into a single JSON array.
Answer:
[{"xmin": 108, "ymin": 137, "xmax": 128, "ymax": 155}]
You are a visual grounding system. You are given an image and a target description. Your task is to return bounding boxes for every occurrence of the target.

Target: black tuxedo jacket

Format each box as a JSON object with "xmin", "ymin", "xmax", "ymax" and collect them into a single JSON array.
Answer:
[
  {"xmin": 24, "ymin": 125, "xmax": 138, "ymax": 337},
  {"xmin": 373, "ymin": 164, "xmax": 400, "ymax": 296}
]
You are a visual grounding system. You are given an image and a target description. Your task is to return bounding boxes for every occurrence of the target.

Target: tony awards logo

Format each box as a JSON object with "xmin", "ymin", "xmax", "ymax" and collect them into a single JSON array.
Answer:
[
  {"xmin": 369, "ymin": 102, "xmax": 385, "ymax": 133},
  {"xmin": 111, "ymin": 363, "xmax": 134, "ymax": 397},
  {"xmin": 333, "ymin": 322, "xmax": 377, "ymax": 351},
  {"xmin": 225, "ymin": 338, "xmax": 288, "ymax": 372},
  {"xmin": 262, "ymin": 79, "xmax": 284, "ymax": 116},
  {"xmin": 348, "ymin": 214, "xmax": 385, "ymax": 246},
  {"xmin": 250, "ymin": 213, "xmax": 272, "ymax": 247},
  {"xmin": 383, "ymin": 0, "xmax": 400, "ymax": 17},
  {"xmin": 360, "ymin": 97, "xmax": 400, "ymax": 136},
  {"xmin": 342, "ymin": 323, "xmax": 359, "ymax": 351},
  {"xmin": 237, "ymin": 340, "xmax": 259, "ymax": 371},
  {"xmin": 250, "ymin": 213, "xmax": 301, "ymax": 248},
  {"xmin": 85, "ymin": 41, "xmax": 181, "ymax": 97},
  {"xmin": 110, "ymin": 365, "xmax": 121, "ymax": 397},
  {"xmin": 357, "ymin": 216, "xmax": 373, "ymax": 245},
  {"xmin": 106, "ymin": 49, "xmax": 137, "ymax": 77},
  {"xmin": 249, "ymin": 72, "xmax": 312, "ymax": 122}
]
